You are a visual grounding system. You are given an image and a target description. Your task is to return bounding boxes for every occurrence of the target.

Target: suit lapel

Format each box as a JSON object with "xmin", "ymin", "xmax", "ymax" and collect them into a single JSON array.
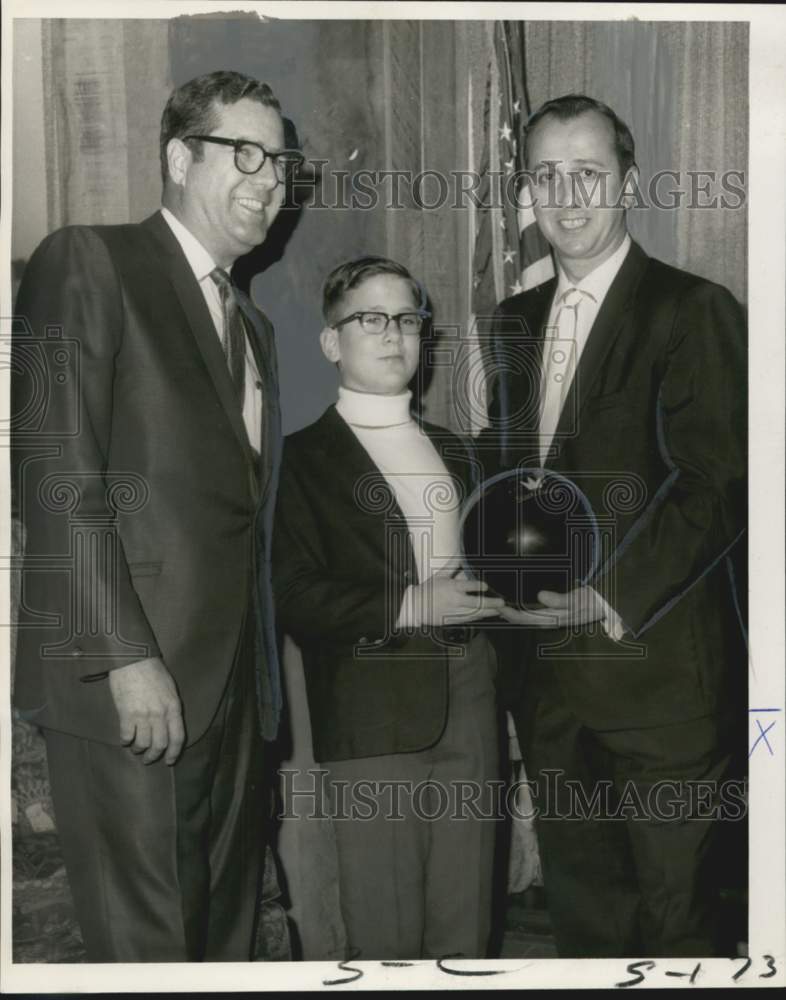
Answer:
[
  {"xmin": 529, "ymin": 282, "xmax": 557, "ymax": 432},
  {"xmin": 498, "ymin": 280, "xmax": 556, "ymax": 456},
  {"xmin": 318, "ymin": 405, "xmax": 404, "ymax": 513},
  {"xmin": 556, "ymin": 242, "xmax": 649, "ymax": 439},
  {"xmin": 316, "ymin": 406, "xmax": 416, "ymax": 567},
  {"xmin": 141, "ymin": 213, "xmax": 256, "ymax": 466}
]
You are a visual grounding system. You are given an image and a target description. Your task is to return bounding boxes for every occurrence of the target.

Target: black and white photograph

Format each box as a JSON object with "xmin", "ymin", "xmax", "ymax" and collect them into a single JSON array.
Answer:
[{"xmin": 2, "ymin": 1, "xmax": 784, "ymax": 992}]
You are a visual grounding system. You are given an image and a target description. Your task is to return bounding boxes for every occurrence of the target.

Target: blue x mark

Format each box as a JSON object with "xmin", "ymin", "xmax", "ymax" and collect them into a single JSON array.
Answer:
[{"xmin": 749, "ymin": 718, "xmax": 777, "ymax": 758}]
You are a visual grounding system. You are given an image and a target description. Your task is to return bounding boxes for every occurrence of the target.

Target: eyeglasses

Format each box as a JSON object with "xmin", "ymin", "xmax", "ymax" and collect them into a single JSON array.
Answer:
[
  {"xmin": 184, "ymin": 135, "xmax": 305, "ymax": 182},
  {"xmin": 333, "ymin": 310, "xmax": 431, "ymax": 336}
]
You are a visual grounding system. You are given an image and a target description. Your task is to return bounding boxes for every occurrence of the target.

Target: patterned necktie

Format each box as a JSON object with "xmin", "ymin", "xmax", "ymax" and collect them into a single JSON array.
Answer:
[
  {"xmin": 539, "ymin": 286, "xmax": 596, "ymax": 465},
  {"xmin": 210, "ymin": 268, "xmax": 246, "ymax": 408}
]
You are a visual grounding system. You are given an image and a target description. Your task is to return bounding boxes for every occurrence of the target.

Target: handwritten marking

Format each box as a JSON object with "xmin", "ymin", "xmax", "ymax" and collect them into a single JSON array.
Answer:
[
  {"xmin": 323, "ymin": 958, "xmax": 363, "ymax": 986},
  {"xmin": 665, "ymin": 961, "xmax": 701, "ymax": 984},
  {"xmin": 615, "ymin": 960, "xmax": 656, "ymax": 988},
  {"xmin": 748, "ymin": 707, "xmax": 781, "ymax": 758},
  {"xmin": 437, "ymin": 955, "xmax": 506, "ymax": 977},
  {"xmin": 732, "ymin": 956, "xmax": 752, "ymax": 981},
  {"xmin": 760, "ymin": 955, "xmax": 777, "ymax": 979},
  {"xmin": 749, "ymin": 719, "xmax": 776, "ymax": 757}
]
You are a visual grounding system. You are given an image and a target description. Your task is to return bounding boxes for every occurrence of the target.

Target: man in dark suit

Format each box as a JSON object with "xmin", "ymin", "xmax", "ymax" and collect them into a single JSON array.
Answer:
[
  {"xmin": 273, "ymin": 257, "xmax": 505, "ymax": 959},
  {"xmin": 486, "ymin": 95, "xmax": 747, "ymax": 957},
  {"xmin": 11, "ymin": 70, "xmax": 302, "ymax": 961}
]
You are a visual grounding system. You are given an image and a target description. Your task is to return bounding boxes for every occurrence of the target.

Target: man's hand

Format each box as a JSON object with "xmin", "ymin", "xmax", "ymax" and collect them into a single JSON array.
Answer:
[
  {"xmin": 108, "ymin": 657, "xmax": 185, "ymax": 765},
  {"xmin": 499, "ymin": 585, "xmax": 606, "ymax": 628},
  {"xmin": 401, "ymin": 562, "xmax": 505, "ymax": 628}
]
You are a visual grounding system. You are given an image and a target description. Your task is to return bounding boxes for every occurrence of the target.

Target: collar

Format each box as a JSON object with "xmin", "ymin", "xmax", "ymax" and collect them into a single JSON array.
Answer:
[
  {"xmin": 161, "ymin": 207, "xmax": 218, "ymax": 284},
  {"xmin": 554, "ymin": 233, "xmax": 631, "ymax": 304},
  {"xmin": 336, "ymin": 387, "xmax": 413, "ymax": 428}
]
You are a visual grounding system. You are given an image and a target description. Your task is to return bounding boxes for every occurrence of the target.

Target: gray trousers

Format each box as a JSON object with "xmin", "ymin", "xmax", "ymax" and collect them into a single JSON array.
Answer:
[
  {"xmin": 44, "ymin": 615, "xmax": 264, "ymax": 962},
  {"xmin": 323, "ymin": 633, "xmax": 499, "ymax": 961}
]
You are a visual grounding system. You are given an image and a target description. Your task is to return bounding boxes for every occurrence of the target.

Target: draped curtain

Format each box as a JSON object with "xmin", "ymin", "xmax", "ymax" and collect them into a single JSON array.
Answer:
[{"xmin": 41, "ymin": 19, "xmax": 171, "ymax": 230}]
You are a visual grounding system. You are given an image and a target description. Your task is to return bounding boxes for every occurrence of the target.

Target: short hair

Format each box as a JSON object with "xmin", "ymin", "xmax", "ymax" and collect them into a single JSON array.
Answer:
[
  {"xmin": 523, "ymin": 94, "xmax": 637, "ymax": 177},
  {"xmin": 322, "ymin": 256, "xmax": 425, "ymax": 326},
  {"xmin": 160, "ymin": 70, "xmax": 281, "ymax": 184}
]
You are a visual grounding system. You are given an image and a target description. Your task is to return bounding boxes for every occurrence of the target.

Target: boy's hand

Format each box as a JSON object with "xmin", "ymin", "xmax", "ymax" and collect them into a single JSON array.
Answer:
[{"xmin": 397, "ymin": 560, "xmax": 505, "ymax": 628}]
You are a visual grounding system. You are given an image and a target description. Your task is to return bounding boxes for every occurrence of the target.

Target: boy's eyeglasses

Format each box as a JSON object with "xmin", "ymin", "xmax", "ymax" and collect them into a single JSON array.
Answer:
[{"xmin": 332, "ymin": 310, "xmax": 431, "ymax": 336}]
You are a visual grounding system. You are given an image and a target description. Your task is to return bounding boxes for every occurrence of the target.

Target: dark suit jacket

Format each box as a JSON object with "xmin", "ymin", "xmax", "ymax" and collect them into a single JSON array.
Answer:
[
  {"xmin": 272, "ymin": 405, "xmax": 494, "ymax": 763},
  {"xmin": 12, "ymin": 211, "xmax": 282, "ymax": 745},
  {"xmin": 486, "ymin": 240, "xmax": 747, "ymax": 731}
]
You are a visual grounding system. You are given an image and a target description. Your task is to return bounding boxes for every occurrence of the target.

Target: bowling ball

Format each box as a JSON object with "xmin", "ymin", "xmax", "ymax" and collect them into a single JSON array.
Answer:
[{"xmin": 460, "ymin": 469, "xmax": 599, "ymax": 608}]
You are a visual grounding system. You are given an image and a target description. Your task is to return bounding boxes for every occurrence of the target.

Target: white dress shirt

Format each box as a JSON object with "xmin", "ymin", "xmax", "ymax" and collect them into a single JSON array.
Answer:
[{"xmin": 161, "ymin": 207, "xmax": 263, "ymax": 453}]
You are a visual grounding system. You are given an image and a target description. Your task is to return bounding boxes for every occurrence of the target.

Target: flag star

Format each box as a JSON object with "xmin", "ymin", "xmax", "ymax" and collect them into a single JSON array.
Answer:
[
  {"xmin": 504, "ymin": 159, "xmax": 515, "ymax": 173},
  {"xmin": 511, "ymin": 280, "xmax": 523, "ymax": 294},
  {"xmin": 499, "ymin": 121, "xmax": 513, "ymax": 142},
  {"xmin": 513, "ymin": 99, "xmax": 521, "ymax": 114},
  {"xmin": 503, "ymin": 249, "xmax": 515, "ymax": 264},
  {"xmin": 499, "ymin": 217, "xmax": 507, "ymax": 231}
]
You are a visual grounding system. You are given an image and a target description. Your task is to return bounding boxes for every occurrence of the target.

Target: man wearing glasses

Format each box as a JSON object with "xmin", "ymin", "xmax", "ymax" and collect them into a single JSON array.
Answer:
[
  {"xmin": 272, "ymin": 257, "xmax": 504, "ymax": 959},
  {"xmin": 12, "ymin": 70, "xmax": 303, "ymax": 961}
]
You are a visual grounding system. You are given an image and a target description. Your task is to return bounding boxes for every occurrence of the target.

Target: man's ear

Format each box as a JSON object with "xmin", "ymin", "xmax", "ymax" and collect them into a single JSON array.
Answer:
[
  {"xmin": 166, "ymin": 138, "xmax": 191, "ymax": 187},
  {"xmin": 319, "ymin": 326, "xmax": 341, "ymax": 364}
]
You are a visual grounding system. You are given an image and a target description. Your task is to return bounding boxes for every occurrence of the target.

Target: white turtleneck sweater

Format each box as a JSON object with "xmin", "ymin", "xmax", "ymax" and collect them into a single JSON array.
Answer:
[{"xmin": 335, "ymin": 387, "xmax": 461, "ymax": 584}]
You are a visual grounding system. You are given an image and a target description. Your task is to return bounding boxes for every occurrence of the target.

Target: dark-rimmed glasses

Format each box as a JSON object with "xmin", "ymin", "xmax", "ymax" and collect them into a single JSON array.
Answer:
[
  {"xmin": 333, "ymin": 311, "xmax": 431, "ymax": 336},
  {"xmin": 184, "ymin": 135, "xmax": 304, "ymax": 182}
]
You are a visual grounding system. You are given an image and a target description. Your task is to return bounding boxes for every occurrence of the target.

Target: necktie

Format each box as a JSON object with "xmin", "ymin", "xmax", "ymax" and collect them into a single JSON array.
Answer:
[
  {"xmin": 210, "ymin": 268, "xmax": 246, "ymax": 408},
  {"xmin": 539, "ymin": 287, "xmax": 595, "ymax": 465}
]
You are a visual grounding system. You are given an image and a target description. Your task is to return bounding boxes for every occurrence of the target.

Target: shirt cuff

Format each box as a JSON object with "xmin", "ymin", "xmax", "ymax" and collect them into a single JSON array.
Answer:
[{"xmin": 589, "ymin": 586, "xmax": 627, "ymax": 642}]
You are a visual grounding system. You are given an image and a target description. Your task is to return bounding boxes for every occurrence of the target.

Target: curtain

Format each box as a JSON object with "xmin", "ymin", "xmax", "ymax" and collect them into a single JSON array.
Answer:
[
  {"xmin": 672, "ymin": 22, "xmax": 748, "ymax": 303},
  {"xmin": 41, "ymin": 19, "xmax": 171, "ymax": 230}
]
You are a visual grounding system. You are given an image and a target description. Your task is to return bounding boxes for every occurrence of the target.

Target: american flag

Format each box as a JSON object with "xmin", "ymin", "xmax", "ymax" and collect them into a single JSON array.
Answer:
[{"xmin": 466, "ymin": 21, "xmax": 553, "ymax": 433}]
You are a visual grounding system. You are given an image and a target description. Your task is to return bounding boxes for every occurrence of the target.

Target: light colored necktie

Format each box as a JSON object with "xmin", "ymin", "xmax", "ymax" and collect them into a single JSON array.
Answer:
[
  {"xmin": 210, "ymin": 267, "xmax": 246, "ymax": 408},
  {"xmin": 539, "ymin": 287, "xmax": 595, "ymax": 465}
]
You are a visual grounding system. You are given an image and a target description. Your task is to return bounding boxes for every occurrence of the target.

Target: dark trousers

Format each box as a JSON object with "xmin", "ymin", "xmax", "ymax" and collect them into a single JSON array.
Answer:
[
  {"xmin": 44, "ymin": 618, "xmax": 264, "ymax": 962},
  {"xmin": 513, "ymin": 666, "xmax": 734, "ymax": 958},
  {"xmin": 323, "ymin": 634, "xmax": 499, "ymax": 961}
]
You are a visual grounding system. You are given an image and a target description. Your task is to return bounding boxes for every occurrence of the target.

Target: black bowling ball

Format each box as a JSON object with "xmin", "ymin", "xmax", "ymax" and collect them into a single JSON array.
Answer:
[{"xmin": 460, "ymin": 469, "xmax": 599, "ymax": 608}]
